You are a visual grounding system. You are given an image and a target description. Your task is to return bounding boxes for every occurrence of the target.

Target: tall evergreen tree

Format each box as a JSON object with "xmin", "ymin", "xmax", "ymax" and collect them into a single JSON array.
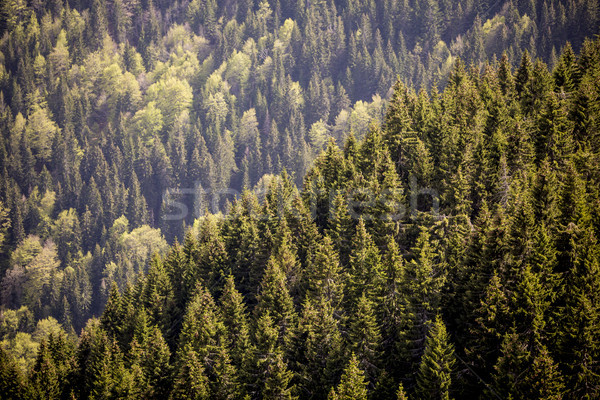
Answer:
[
  {"xmin": 347, "ymin": 293, "xmax": 382, "ymax": 384},
  {"xmin": 415, "ymin": 315, "xmax": 455, "ymax": 400},
  {"xmin": 330, "ymin": 353, "xmax": 369, "ymax": 400}
]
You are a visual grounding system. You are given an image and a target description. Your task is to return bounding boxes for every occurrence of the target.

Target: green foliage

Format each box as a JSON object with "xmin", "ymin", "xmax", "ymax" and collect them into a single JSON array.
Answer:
[
  {"xmin": 415, "ymin": 315, "xmax": 455, "ymax": 400},
  {"xmin": 0, "ymin": 2, "xmax": 600, "ymax": 399},
  {"xmin": 0, "ymin": 346, "xmax": 26, "ymax": 400},
  {"xmin": 330, "ymin": 353, "xmax": 368, "ymax": 400}
]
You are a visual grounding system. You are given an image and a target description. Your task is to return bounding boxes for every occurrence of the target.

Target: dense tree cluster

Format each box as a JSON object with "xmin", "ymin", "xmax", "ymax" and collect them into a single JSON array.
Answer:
[
  {"xmin": 2, "ymin": 30, "xmax": 600, "ymax": 398},
  {"xmin": 0, "ymin": 0, "xmax": 596, "ymax": 340}
]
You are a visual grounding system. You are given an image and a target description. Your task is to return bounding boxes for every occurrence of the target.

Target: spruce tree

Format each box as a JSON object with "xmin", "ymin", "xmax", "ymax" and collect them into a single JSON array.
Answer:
[
  {"xmin": 288, "ymin": 297, "xmax": 344, "ymax": 400},
  {"xmin": 30, "ymin": 340, "xmax": 61, "ymax": 400},
  {"xmin": 559, "ymin": 228, "xmax": 600, "ymax": 398},
  {"xmin": 379, "ymin": 236, "xmax": 408, "ymax": 374},
  {"xmin": 326, "ymin": 192, "xmax": 354, "ymax": 266},
  {"xmin": 347, "ymin": 293, "xmax": 382, "ymax": 384},
  {"xmin": 177, "ymin": 283, "xmax": 240, "ymax": 398},
  {"xmin": 254, "ymin": 255, "xmax": 297, "ymax": 344},
  {"xmin": 396, "ymin": 382, "xmax": 408, "ymax": 400},
  {"xmin": 170, "ymin": 343, "xmax": 210, "ymax": 400},
  {"xmin": 526, "ymin": 345, "xmax": 565, "ymax": 400},
  {"xmin": 348, "ymin": 218, "xmax": 384, "ymax": 304},
  {"xmin": 331, "ymin": 353, "xmax": 369, "ymax": 400},
  {"xmin": 305, "ymin": 235, "xmax": 345, "ymax": 312},
  {"xmin": 142, "ymin": 254, "xmax": 175, "ymax": 339},
  {"xmin": 251, "ymin": 311, "xmax": 296, "ymax": 400},
  {"xmin": 0, "ymin": 347, "xmax": 25, "ymax": 400},
  {"xmin": 415, "ymin": 315, "xmax": 455, "ymax": 400},
  {"xmin": 400, "ymin": 228, "xmax": 445, "ymax": 364},
  {"xmin": 262, "ymin": 351, "xmax": 297, "ymax": 400},
  {"xmin": 219, "ymin": 275, "xmax": 251, "ymax": 368},
  {"xmin": 100, "ymin": 281, "xmax": 123, "ymax": 340}
]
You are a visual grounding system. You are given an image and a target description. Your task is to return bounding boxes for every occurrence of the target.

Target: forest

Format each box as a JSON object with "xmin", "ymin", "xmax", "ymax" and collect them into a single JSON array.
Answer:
[{"xmin": 0, "ymin": 0, "xmax": 599, "ymax": 399}]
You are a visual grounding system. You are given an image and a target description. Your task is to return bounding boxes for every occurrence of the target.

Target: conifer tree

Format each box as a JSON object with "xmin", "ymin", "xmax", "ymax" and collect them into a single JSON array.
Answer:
[
  {"xmin": 396, "ymin": 383, "xmax": 408, "ymax": 400},
  {"xmin": 142, "ymin": 254, "xmax": 175, "ymax": 338},
  {"xmin": 415, "ymin": 315, "xmax": 455, "ymax": 400},
  {"xmin": 255, "ymin": 254, "xmax": 296, "ymax": 342},
  {"xmin": 0, "ymin": 347, "xmax": 25, "ymax": 400},
  {"xmin": 379, "ymin": 236, "xmax": 407, "ymax": 372},
  {"xmin": 100, "ymin": 281, "xmax": 123, "ymax": 340},
  {"xmin": 289, "ymin": 297, "xmax": 344, "ymax": 400},
  {"xmin": 553, "ymin": 42, "xmax": 579, "ymax": 92},
  {"xmin": 270, "ymin": 217, "xmax": 302, "ymax": 300},
  {"xmin": 219, "ymin": 275, "xmax": 251, "ymax": 369},
  {"xmin": 170, "ymin": 343, "xmax": 210, "ymax": 400},
  {"xmin": 326, "ymin": 192, "xmax": 354, "ymax": 266},
  {"xmin": 224, "ymin": 208, "xmax": 263, "ymax": 304},
  {"xmin": 305, "ymin": 235, "xmax": 345, "ymax": 312},
  {"xmin": 348, "ymin": 218, "xmax": 384, "ymax": 304},
  {"xmin": 330, "ymin": 353, "xmax": 369, "ymax": 400},
  {"xmin": 30, "ymin": 340, "xmax": 61, "ymax": 399},
  {"xmin": 525, "ymin": 345, "xmax": 565, "ymax": 400},
  {"xmin": 130, "ymin": 323, "xmax": 172, "ymax": 399},
  {"xmin": 262, "ymin": 350, "xmax": 297, "ymax": 400},
  {"xmin": 559, "ymin": 228, "xmax": 600, "ymax": 398},
  {"xmin": 347, "ymin": 293, "xmax": 382, "ymax": 384},
  {"xmin": 515, "ymin": 50, "xmax": 533, "ymax": 101},
  {"xmin": 400, "ymin": 228, "xmax": 445, "ymax": 363},
  {"xmin": 250, "ymin": 311, "xmax": 296, "ymax": 400},
  {"xmin": 178, "ymin": 283, "xmax": 241, "ymax": 399},
  {"xmin": 497, "ymin": 52, "xmax": 514, "ymax": 97},
  {"xmin": 286, "ymin": 196, "xmax": 322, "ymax": 271}
]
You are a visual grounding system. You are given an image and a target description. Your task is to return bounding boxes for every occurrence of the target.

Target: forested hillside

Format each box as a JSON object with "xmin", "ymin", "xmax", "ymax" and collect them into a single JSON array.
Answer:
[{"xmin": 1, "ymin": 0, "xmax": 600, "ymax": 399}]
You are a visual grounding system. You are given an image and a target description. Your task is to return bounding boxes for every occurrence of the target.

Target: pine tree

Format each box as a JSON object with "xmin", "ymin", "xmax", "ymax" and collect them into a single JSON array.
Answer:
[
  {"xmin": 559, "ymin": 228, "xmax": 600, "ymax": 398},
  {"xmin": 348, "ymin": 218, "xmax": 384, "ymax": 304},
  {"xmin": 401, "ymin": 228, "xmax": 445, "ymax": 363},
  {"xmin": 396, "ymin": 382, "xmax": 408, "ymax": 400},
  {"xmin": 326, "ymin": 192, "xmax": 354, "ymax": 266},
  {"xmin": 170, "ymin": 343, "xmax": 210, "ymax": 400},
  {"xmin": 0, "ymin": 347, "xmax": 25, "ymax": 400},
  {"xmin": 30, "ymin": 340, "xmax": 61, "ymax": 400},
  {"xmin": 378, "ymin": 236, "xmax": 407, "ymax": 373},
  {"xmin": 347, "ymin": 293, "xmax": 382, "ymax": 384},
  {"xmin": 331, "ymin": 353, "xmax": 368, "ymax": 400},
  {"xmin": 255, "ymin": 255, "xmax": 296, "ymax": 343},
  {"xmin": 100, "ymin": 281, "xmax": 123, "ymax": 340},
  {"xmin": 219, "ymin": 275, "xmax": 251, "ymax": 369},
  {"xmin": 415, "ymin": 315, "xmax": 455, "ymax": 400},
  {"xmin": 305, "ymin": 235, "xmax": 345, "ymax": 312},
  {"xmin": 142, "ymin": 254, "xmax": 176, "ymax": 339},
  {"xmin": 288, "ymin": 297, "xmax": 344, "ymax": 400}
]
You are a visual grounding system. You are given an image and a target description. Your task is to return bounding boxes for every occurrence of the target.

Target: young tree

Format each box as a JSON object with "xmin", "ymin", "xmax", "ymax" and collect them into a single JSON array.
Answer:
[
  {"xmin": 347, "ymin": 293, "xmax": 382, "ymax": 384},
  {"xmin": 415, "ymin": 315, "xmax": 455, "ymax": 400},
  {"xmin": 330, "ymin": 353, "xmax": 368, "ymax": 400},
  {"xmin": 347, "ymin": 218, "xmax": 384, "ymax": 304}
]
